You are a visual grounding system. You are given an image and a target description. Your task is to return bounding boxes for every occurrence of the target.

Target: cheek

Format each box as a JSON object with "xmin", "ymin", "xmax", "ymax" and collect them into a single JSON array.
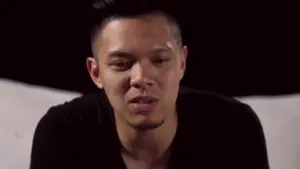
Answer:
[
  {"xmin": 102, "ymin": 73, "xmax": 130, "ymax": 110},
  {"xmin": 102, "ymin": 71, "xmax": 131, "ymax": 95},
  {"xmin": 158, "ymin": 68, "xmax": 181, "ymax": 87}
]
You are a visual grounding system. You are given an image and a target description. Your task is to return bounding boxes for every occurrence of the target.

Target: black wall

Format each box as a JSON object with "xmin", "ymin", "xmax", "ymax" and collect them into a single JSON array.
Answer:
[{"xmin": 1, "ymin": 0, "xmax": 299, "ymax": 97}]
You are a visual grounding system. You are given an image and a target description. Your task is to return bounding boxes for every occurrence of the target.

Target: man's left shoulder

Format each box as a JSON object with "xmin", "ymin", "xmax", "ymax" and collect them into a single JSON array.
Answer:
[
  {"xmin": 178, "ymin": 86, "xmax": 257, "ymax": 120},
  {"xmin": 178, "ymin": 87, "xmax": 269, "ymax": 169}
]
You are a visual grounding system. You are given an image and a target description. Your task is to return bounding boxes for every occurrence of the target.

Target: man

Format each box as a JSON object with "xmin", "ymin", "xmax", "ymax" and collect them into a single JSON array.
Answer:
[{"xmin": 30, "ymin": 0, "xmax": 270, "ymax": 169}]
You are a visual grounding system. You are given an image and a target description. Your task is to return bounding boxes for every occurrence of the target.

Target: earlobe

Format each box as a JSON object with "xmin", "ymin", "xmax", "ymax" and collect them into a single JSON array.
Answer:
[
  {"xmin": 180, "ymin": 46, "xmax": 188, "ymax": 80},
  {"xmin": 180, "ymin": 69, "xmax": 185, "ymax": 80},
  {"xmin": 182, "ymin": 46, "xmax": 188, "ymax": 62},
  {"xmin": 86, "ymin": 57, "xmax": 103, "ymax": 88}
]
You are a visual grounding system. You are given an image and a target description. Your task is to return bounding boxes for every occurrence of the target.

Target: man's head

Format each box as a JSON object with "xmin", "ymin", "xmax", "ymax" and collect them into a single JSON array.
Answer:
[{"xmin": 87, "ymin": 0, "xmax": 188, "ymax": 130}]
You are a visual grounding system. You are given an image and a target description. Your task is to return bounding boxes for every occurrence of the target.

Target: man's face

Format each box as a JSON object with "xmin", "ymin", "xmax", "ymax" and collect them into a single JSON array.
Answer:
[{"xmin": 88, "ymin": 13, "xmax": 187, "ymax": 129}]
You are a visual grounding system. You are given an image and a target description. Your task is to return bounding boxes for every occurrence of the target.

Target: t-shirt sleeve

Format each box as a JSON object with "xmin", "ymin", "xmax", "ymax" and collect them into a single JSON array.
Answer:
[
  {"xmin": 232, "ymin": 103, "xmax": 270, "ymax": 169},
  {"xmin": 29, "ymin": 106, "xmax": 73, "ymax": 169}
]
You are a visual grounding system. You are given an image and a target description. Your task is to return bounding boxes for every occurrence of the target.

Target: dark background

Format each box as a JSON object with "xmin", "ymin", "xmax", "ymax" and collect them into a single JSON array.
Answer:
[{"xmin": 1, "ymin": 0, "xmax": 299, "ymax": 97}]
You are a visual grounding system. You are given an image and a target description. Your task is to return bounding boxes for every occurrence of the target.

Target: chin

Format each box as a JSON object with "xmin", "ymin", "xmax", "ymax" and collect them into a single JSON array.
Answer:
[{"xmin": 130, "ymin": 120, "xmax": 164, "ymax": 130}]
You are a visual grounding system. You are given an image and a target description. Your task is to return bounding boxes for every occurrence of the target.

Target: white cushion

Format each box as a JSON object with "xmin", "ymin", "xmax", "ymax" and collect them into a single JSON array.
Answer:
[
  {"xmin": 238, "ymin": 94, "xmax": 300, "ymax": 169},
  {"xmin": 0, "ymin": 78, "xmax": 81, "ymax": 169},
  {"xmin": 0, "ymin": 78, "xmax": 299, "ymax": 169}
]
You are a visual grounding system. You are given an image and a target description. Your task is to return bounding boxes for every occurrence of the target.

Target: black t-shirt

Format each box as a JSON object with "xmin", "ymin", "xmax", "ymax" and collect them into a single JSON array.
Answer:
[{"xmin": 29, "ymin": 87, "xmax": 270, "ymax": 169}]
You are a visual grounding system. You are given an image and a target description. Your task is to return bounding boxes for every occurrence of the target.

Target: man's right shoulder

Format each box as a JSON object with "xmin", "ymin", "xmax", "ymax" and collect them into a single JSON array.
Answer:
[
  {"xmin": 38, "ymin": 89, "xmax": 111, "ymax": 131},
  {"xmin": 30, "ymin": 90, "xmax": 115, "ymax": 169}
]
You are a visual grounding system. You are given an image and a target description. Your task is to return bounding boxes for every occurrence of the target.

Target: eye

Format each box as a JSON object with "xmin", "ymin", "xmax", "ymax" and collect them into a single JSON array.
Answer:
[
  {"xmin": 153, "ymin": 58, "xmax": 170, "ymax": 64},
  {"xmin": 110, "ymin": 61, "xmax": 132, "ymax": 71}
]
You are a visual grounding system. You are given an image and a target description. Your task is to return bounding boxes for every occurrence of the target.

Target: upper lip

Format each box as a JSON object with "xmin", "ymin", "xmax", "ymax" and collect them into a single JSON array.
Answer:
[{"xmin": 128, "ymin": 95, "xmax": 158, "ymax": 103}]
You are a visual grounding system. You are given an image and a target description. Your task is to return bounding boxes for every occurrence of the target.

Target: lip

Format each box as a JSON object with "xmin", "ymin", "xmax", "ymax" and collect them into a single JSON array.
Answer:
[
  {"xmin": 128, "ymin": 95, "xmax": 158, "ymax": 103},
  {"xmin": 128, "ymin": 96, "xmax": 158, "ymax": 113}
]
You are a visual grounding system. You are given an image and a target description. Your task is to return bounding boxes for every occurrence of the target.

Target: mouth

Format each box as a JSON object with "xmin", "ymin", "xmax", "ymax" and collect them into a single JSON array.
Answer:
[
  {"xmin": 128, "ymin": 96, "xmax": 158, "ymax": 113},
  {"xmin": 129, "ymin": 96, "xmax": 158, "ymax": 104}
]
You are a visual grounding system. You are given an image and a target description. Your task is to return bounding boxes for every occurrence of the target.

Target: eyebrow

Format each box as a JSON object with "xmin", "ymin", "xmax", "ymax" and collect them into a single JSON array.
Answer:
[
  {"xmin": 107, "ymin": 51, "xmax": 135, "ymax": 59},
  {"xmin": 151, "ymin": 45, "xmax": 173, "ymax": 54},
  {"xmin": 107, "ymin": 45, "xmax": 172, "ymax": 59}
]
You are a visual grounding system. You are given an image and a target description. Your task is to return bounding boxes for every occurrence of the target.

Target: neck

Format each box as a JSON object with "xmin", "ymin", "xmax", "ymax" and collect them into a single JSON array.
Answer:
[{"xmin": 115, "ymin": 110, "xmax": 178, "ymax": 164}]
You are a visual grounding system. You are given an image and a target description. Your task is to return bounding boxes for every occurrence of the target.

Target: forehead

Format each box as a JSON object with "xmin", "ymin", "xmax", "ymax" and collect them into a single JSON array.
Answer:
[{"xmin": 95, "ymin": 13, "xmax": 178, "ymax": 57}]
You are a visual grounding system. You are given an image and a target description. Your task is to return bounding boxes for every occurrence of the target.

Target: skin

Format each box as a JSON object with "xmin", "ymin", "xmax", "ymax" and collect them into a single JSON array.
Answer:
[{"xmin": 87, "ymin": 12, "xmax": 188, "ymax": 169}]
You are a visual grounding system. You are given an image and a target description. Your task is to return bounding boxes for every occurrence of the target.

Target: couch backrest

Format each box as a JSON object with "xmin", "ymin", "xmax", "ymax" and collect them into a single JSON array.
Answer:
[
  {"xmin": 239, "ymin": 95, "xmax": 300, "ymax": 169},
  {"xmin": 1, "ymin": 78, "xmax": 299, "ymax": 169}
]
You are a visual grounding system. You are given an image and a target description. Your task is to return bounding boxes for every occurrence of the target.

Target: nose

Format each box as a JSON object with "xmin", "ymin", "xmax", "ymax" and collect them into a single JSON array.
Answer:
[{"xmin": 130, "ymin": 63, "xmax": 154, "ymax": 90}]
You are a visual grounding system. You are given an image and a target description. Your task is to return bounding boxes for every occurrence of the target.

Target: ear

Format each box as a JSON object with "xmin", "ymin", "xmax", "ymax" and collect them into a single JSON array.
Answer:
[
  {"xmin": 86, "ymin": 57, "xmax": 103, "ymax": 88},
  {"xmin": 180, "ymin": 46, "xmax": 188, "ymax": 80}
]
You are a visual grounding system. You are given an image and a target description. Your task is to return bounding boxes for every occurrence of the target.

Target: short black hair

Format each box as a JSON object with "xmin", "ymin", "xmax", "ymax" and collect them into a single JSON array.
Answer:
[{"xmin": 85, "ymin": 0, "xmax": 184, "ymax": 56}]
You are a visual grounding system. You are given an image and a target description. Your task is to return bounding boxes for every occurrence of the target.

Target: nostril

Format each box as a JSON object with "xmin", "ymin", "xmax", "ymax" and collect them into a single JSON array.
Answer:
[
  {"xmin": 132, "ymin": 82, "xmax": 153, "ymax": 89},
  {"xmin": 132, "ymin": 83, "xmax": 142, "ymax": 89}
]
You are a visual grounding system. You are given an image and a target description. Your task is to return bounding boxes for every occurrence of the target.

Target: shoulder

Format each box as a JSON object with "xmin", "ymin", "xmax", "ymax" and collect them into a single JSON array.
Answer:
[
  {"xmin": 30, "ymin": 90, "xmax": 114, "ymax": 168},
  {"xmin": 35, "ymin": 89, "xmax": 111, "ymax": 137},
  {"xmin": 41, "ymin": 91, "xmax": 100, "ymax": 125},
  {"xmin": 178, "ymin": 87, "xmax": 269, "ymax": 168},
  {"xmin": 178, "ymin": 86, "xmax": 247, "ymax": 107},
  {"xmin": 178, "ymin": 86, "xmax": 261, "ymax": 125}
]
